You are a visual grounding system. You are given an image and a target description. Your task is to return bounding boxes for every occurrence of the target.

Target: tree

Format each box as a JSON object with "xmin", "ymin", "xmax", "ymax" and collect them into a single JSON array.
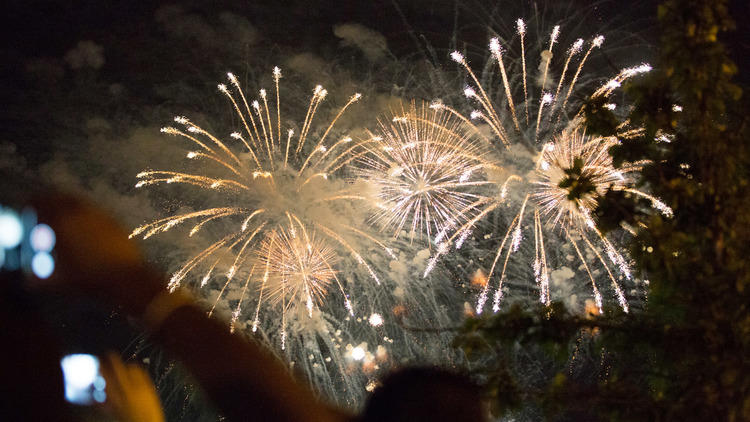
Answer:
[{"xmin": 455, "ymin": 0, "xmax": 750, "ymax": 420}]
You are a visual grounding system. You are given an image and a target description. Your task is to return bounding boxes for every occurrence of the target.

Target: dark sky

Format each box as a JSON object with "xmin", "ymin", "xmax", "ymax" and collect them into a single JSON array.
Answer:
[
  {"xmin": 0, "ymin": 1, "xmax": 655, "ymax": 152},
  {"xmin": 1, "ymin": 0, "xmax": 746, "ymax": 177},
  {"xmin": 1, "ymin": 1, "xmax": 672, "ymax": 58}
]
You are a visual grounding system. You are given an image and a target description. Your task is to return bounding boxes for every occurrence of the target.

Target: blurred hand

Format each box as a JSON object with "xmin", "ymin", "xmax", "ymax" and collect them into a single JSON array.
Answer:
[
  {"xmin": 100, "ymin": 352, "xmax": 165, "ymax": 422},
  {"xmin": 32, "ymin": 192, "xmax": 162, "ymax": 314}
]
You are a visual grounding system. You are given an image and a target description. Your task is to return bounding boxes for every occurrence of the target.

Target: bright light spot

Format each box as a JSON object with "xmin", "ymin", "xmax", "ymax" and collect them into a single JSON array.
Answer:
[
  {"xmin": 516, "ymin": 19, "xmax": 525, "ymax": 34},
  {"xmin": 31, "ymin": 252, "xmax": 55, "ymax": 279},
  {"xmin": 30, "ymin": 224, "xmax": 55, "ymax": 252},
  {"xmin": 551, "ymin": 26, "xmax": 560, "ymax": 43},
  {"xmin": 61, "ymin": 354, "xmax": 98, "ymax": 388},
  {"xmin": 605, "ymin": 80, "xmax": 621, "ymax": 90},
  {"xmin": 93, "ymin": 376, "xmax": 106, "ymax": 390},
  {"xmin": 368, "ymin": 313, "xmax": 383, "ymax": 327},
  {"xmin": 351, "ymin": 346, "xmax": 365, "ymax": 361},
  {"xmin": 0, "ymin": 210, "xmax": 23, "ymax": 248},
  {"xmin": 489, "ymin": 38, "xmax": 501, "ymax": 54},
  {"xmin": 61, "ymin": 354, "xmax": 102, "ymax": 404},
  {"xmin": 571, "ymin": 39, "xmax": 584, "ymax": 53}
]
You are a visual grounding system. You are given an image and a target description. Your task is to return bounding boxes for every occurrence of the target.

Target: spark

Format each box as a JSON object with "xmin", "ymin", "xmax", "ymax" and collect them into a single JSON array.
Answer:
[
  {"xmin": 442, "ymin": 20, "xmax": 668, "ymax": 314},
  {"xmin": 356, "ymin": 101, "xmax": 492, "ymax": 245},
  {"xmin": 351, "ymin": 346, "xmax": 365, "ymax": 361},
  {"xmin": 132, "ymin": 68, "xmax": 389, "ymax": 352},
  {"xmin": 368, "ymin": 313, "xmax": 384, "ymax": 327}
]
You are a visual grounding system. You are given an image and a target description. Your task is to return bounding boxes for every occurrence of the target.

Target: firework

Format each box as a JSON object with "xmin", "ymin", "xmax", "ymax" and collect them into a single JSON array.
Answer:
[
  {"xmin": 356, "ymin": 101, "xmax": 493, "ymax": 247},
  {"xmin": 427, "ymin": 20, "xmax": 670, "ymax": 314},
  {"xmin": 131, "ymin": 68, "xmax": 391, "ymax": 347}
]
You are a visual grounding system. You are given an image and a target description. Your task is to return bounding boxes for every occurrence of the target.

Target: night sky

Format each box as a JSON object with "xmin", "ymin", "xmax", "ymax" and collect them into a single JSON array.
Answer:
[
  {"xmin": 1, "ymin": 1, "xmax": 659, "ymax": 160},
  {"xmin": 1, "ymin": 0, "xmax": 747, "ymax": 163}
]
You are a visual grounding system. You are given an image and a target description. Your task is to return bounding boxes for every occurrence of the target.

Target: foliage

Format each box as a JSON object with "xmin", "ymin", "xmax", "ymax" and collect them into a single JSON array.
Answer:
[{"xmin": 455, "ymin": 0, "xmax": 750, "ymax": 420}]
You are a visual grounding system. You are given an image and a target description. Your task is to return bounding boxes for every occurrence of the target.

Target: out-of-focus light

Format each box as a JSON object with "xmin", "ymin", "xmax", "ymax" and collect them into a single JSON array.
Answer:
[
  {"xmin": 61, "ymin": 354, "xmax": 106, "ymax": 405},
  {"xmin": 93, "ymin": 376, "xmax": 106, "ymax": 391},
  {"xmin": 0, "ymin": 210, "xmax": 23, "ymax": 248},
  {"xmin": 61, "ymin": 354, "xmax": 98, "ymax": 390},
  {"xmin": 30, "ymin": 224, "xmax": 56, "ymax": 252},
  {"xmin": 31, "ymin": 252, "xmax": 55, "ymax": 279},
  {"xmin": 93, "ymin": 390, "xmax": 106, "ymax": 403},
  {"xmin": 0, "ymin": 248, "xmax": 4, "ymax": 267},
  {"xmin": 368, "ymin": 313, "xmax": 383, "ymax": 327},
  {"xmin": 351, "ymin": 346, "xmax": 365, "ymax": 361}
]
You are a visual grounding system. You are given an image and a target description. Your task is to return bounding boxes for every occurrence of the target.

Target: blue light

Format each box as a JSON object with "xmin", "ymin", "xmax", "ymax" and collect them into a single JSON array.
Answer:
[
  {"xmin": 60, "ymin": 354, "xmax": 100, "ymax": 405},
  {"xmin": 93, "ymin": 389, "xmax": 106, "ymax": 403},
  {"xmin": 30, "ymin": 224, "xmax": 56, "ymax": 252},
  {"xmin": 0, "ymin": 210, "xmax": 23, "ymax": 248},
  {"xmin": 31, "ymin": 252, "xmax": 55, "ymax": 279}
]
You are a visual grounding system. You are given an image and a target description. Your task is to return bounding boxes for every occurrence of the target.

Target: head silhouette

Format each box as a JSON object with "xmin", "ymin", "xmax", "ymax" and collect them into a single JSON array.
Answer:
[{"xmin": 361, "ymin": 367, "xmax": 485, "ymax": 422}]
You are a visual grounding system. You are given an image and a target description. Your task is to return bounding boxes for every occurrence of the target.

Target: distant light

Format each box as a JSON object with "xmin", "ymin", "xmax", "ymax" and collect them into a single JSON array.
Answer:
[
  {"xmin": 61, "ymin": 354, "xmax": 106, "ymax": 405},
  {"xmin": 93, "ymin": 376, "xmax": 106, "ymax": 391},
  {"xmin": 351, "ymin": 346, "xmax": 365, "ymax": 361},
  {"xmin": 0, "ymin": 210, "xmax": 23, "ymax": 248},
  {"xmin": 31, "ymin": 252, "xmax": 55, "ymax": 279},
  {"xmin": 93, "ymin": 390, "xmax": 106, "ymax": 403},
  {"xmin": 368, "ymin": 313, "xmax": 383, "ymax": 327},
  {"xmin": 61, "ymin": 354, "xmax": 98, "ymax": 391},
  {"xmin": 30, "ymin": 224, "xmax": 56, "ymax": 252}
]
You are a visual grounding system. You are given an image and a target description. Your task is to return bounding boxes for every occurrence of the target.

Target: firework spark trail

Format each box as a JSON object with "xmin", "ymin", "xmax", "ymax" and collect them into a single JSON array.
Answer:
[
  {"xmin": 437, "ymin": 19, "xmax": 671, "ymax": 313},
  {"xmin": 356, "ymin": 101, "xmax": 494, "ymax": 245},
  {"xmin": 131, "ymin": 68, "xmax": 392, "ymax": 351}
]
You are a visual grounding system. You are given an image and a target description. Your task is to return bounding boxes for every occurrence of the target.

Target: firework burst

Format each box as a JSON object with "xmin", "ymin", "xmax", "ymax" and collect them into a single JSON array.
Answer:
[
  {"xmin": 426, "ymin": 20, "xmax": 670, "ymax": 314},
  {"xmin": 356, "ymin": 101, "xmax": 493, "ymax": 248},
  {"xmin": 131, "ymin": 68, "xmax": 391, "ymax": 347}
]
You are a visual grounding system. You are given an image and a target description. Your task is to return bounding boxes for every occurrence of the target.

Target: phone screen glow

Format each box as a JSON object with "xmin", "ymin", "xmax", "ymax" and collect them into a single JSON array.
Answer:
[{"xmin": 60, "ymin": 354, "xmax": 106, "ymax": 405}]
